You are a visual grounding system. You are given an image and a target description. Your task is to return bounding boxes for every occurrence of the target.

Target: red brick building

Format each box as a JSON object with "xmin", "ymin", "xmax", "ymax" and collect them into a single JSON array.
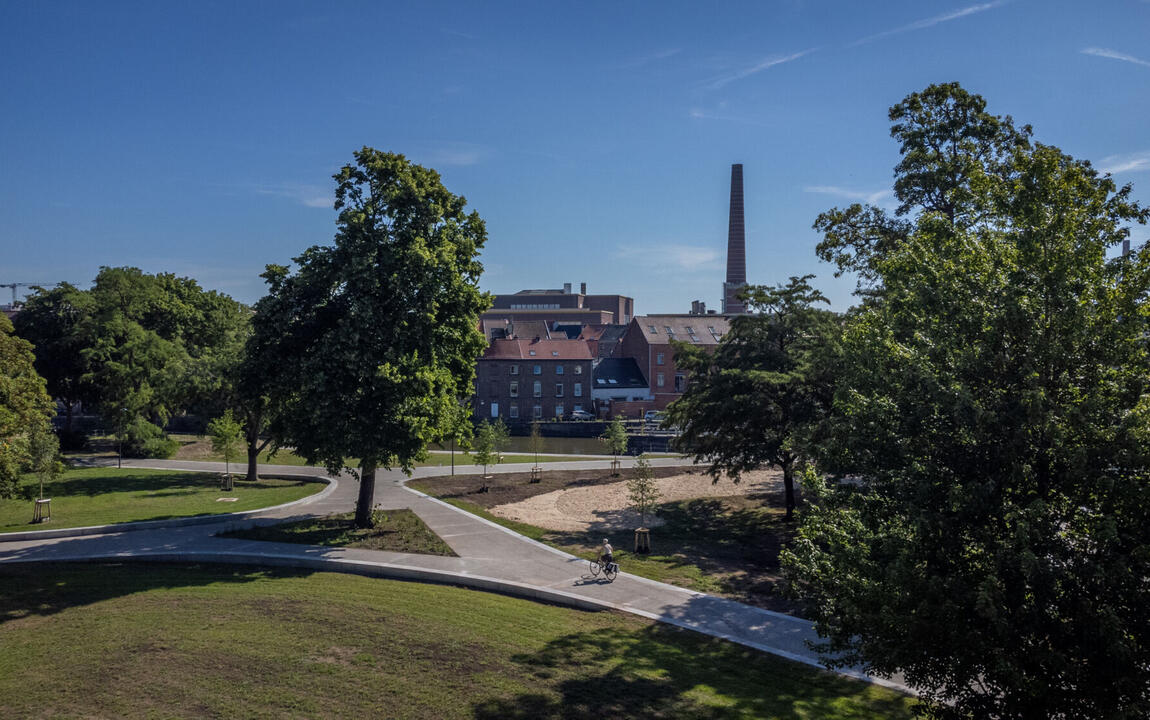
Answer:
[{"xmin": 617, "ymin": 315, "xmax": 730, "ymax": 411}]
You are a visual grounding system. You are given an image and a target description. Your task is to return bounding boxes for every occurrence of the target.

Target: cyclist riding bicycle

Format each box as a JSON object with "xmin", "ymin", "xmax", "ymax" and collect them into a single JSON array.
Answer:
[{"xmin": 598, "ymin": 538, "xmax": 614, "ymax": 569}]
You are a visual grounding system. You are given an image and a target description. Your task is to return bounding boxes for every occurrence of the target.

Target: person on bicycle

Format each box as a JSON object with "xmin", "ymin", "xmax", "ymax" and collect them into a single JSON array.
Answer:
[{"xmin": 598, "ymin": 538, "xmax": 614, "ymax": 569}]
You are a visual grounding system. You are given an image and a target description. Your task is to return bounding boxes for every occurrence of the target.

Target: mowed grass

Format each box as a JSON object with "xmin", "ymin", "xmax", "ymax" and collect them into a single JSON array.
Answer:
[
  {"xmin": 168, "ymin": 435, "xmax": 596, "ymax": 468},
  {"xmin": 220, "ymin": 511, "xmax": 456, "ymax": 556},
  {"xmin": 0, "ymin": 468, "xmax": 324, "ymax": 533},
  {"xmin": 0, "ymin": 563, "xmax": 915, "ymax": 719}
]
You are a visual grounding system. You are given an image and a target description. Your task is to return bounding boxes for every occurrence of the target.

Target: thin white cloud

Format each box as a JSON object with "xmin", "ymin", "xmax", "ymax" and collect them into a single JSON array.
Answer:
[
  {"xmin": 706, "ymin": 48, "xmax": 817, "ymax": 90},
  {"xmin": 253, "ymin": 183, "xmax": 331, "ymax": 208},
  {"xmin": 441, "ymin": 28, "xmax": 477, "ymax": 40},
  {"xmin": 615, "ymin": 244, "xmax": 722, "ymax": 272},
  {"xmin": 422, "ymin": 146, "xmax": 488, "ymax": 167},
  {"xmin": 848, "ymin": 2, "xmax": 1005, "ymax": 47},
  {"xmin": 1099, "ymin": 151, "xmax": 1150, "ymax": 174},
  {"xmin": 805, "ymin": 185, "xmax": 893, "ymax": 206},
  {"xmin": 688, "ymin": 107, "xmax": 769, "ymax": 127},
  {"xmin": 1081, "ymin": 47, "xmax": 1150, "ymax": 69}
]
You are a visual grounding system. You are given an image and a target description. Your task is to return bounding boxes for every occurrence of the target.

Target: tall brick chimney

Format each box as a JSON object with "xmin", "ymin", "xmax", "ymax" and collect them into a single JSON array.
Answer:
[{"xmin": 723, "ymin": 163, "xmax": 747, "ymax": 314}]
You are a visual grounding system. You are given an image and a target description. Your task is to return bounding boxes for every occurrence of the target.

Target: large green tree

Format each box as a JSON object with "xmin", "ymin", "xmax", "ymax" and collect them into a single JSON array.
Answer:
[
  {"xmin": 12, "ymin": 283, "xmax": 96, "ymax": 435},
  {"xmin": 782, "ymin": 83, "xmax": 1150, "ymax": 718},
  {"xmin": 81, "ymin": 267, "xmax": 248, "ymax": 456},
  {"xmin": 666, "ymin": 275, "xmax": 838, "ymax": 519},
  {"xmin": 253, "ymin": 148, "xmax": 490, "ymax": 528},
  {"xmin": 0, "ymin": 315, "xmax": 55, "ymax": 498}
]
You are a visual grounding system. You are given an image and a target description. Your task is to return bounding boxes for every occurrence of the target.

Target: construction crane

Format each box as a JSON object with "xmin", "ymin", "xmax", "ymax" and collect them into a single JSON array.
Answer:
[{"xmin": 0, "ymin": 282, "xmax": 60, "ymax": 306}]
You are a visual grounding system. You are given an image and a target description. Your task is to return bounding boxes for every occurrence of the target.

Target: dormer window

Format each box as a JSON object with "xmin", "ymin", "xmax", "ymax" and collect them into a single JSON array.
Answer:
[
  {"xmin": 664, "ymin": 326, "xmax": 674, "ymax": 335},
  {"xmin": 648, "ymin": 325, "xmax": 658, "ymax": 333},
  {"xmin": 529, "ymin": 350, "xmax": 536, "ymax": 356},
  {"xmin": 552, "ymin": 351, "xmax": 559, "ymax": 356}
]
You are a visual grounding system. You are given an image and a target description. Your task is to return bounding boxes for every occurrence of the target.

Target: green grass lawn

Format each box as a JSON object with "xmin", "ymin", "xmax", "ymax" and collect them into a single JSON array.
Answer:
[
  {"xmin": 410, "ymin": 473, "xmax": 799, "ymax": 614},
  {"xmin": 0, "ymin": 468, "xmax": 324, "ymax": 533},
  {"xmin": 0, "ymin": 563, "xmax": 914, "ymax": 718},
  {"xmin": 220, "ymin": 511, "xmax": 456, "ymax": 556},
  {"xmin": 166, "ymin": 435, "xmax": 602, "ymax": 468}
]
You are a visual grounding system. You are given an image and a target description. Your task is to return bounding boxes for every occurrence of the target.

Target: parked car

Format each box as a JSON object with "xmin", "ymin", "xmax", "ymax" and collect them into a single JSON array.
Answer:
[
  {"xmin": 644, "ymin": 410, "xmax": 665, "ymax": 423},
  {"xmin": 568, "ymin": 409, "xmax": 594, "ymax": 421}
]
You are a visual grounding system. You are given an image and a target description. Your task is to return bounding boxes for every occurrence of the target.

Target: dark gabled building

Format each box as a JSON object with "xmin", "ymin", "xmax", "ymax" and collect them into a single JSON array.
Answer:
[
  {"xmin": 591, "ymin": 358, "xmax": 652, "ymax": 413},
  {"xmin": 474, "ymin": 337, "xmax": 594, "ymax": 422}
]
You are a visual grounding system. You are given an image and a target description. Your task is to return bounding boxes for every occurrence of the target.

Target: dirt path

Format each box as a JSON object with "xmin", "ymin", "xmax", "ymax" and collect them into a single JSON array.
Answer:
[{"xmin": 490, "ymin": 468, "xmax": 782, "ymax": 533}]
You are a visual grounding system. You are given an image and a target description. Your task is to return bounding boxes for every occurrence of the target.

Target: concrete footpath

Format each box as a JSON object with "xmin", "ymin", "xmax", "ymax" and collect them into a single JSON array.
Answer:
[{"xmin": 0, "ymin": 457, "xmax": 905, "ymax": 693}]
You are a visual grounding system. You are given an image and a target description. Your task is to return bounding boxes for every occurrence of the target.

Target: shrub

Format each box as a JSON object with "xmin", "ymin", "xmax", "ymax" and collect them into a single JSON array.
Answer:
[{"xmin": 121, "ymin": 417, "xmax": 178, "ymax": 459}]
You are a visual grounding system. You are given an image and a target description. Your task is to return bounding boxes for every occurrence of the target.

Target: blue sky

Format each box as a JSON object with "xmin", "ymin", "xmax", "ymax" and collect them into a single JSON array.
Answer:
[{"xmin": 3, "ymin": 1, "xmax": 1149, "ymax": 312}]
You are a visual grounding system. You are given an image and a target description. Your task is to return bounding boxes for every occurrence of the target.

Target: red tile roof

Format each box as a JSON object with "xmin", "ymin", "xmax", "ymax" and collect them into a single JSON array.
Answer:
[{"xmin": 481, "ymin": 338, "xmax": 593, "ymax": 360}]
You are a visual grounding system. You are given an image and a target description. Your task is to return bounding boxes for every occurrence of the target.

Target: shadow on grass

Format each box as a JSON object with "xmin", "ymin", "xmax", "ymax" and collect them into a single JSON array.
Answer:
[
  {"xmin": 0, "ymin": 562, "xmax": 314, "ymax": 627},
  {"xmin": 472, "ymin": 622, "xmax": 914, "ymax": 719},
  {"xmin": 36, "ymin": 471, "xmax": 319, "ymax": 499},
  {"xmin": 39, "ymin": 471, "xmax": 219, "ymax": 498}
]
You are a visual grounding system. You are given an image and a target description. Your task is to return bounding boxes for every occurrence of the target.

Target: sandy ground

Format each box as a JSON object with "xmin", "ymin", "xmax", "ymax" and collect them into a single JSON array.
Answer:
[{"xmin": 490, "ymin": 468, "xmax": 782, "ymax": 533}]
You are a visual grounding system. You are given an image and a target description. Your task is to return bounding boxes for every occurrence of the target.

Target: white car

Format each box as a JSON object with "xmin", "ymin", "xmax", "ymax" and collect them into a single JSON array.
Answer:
[{"xmin": 568, "ymin": 409, "xmax": 594, "ymax": 421}]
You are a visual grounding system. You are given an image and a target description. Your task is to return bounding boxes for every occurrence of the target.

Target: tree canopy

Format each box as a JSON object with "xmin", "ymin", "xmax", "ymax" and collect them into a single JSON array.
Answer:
[
  {"xmin": 666, "ymin": 275, "xmax": 838, "ymax": 519},
  {"xmin": 12, "ymin": 283, "xmax": 96, "ymax": 434},
  {"xmin": 253, "ymin": 148, "xmax": 490, "ymax": 527},
  {"xmin": 0, "ymin": 315, "xmax": 55, "ymax": 498},
  {"xmin": 782, "ymin": 82, "xmax": 1150, "ymax": 718},
  {"xmin": 14, "ymin": 268, "xmax": 249, "ymax": 457}
]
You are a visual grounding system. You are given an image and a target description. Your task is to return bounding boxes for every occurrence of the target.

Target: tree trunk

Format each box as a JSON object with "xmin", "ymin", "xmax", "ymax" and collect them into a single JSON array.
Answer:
[
  {"xmin": 355, "ymin": 460, "xmax": 377, "ymax": 529},
  {"xmin": 245, "ymin": 444, "xmax": 259, "ymax": 483},
  {"xmin": 782, "ymin": 462, "xmax": 796, "ymax": 520}
]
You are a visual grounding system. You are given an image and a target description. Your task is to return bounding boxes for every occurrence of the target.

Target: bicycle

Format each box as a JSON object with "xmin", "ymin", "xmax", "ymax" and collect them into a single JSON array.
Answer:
[{"xmin": 589, "ymin": 558, "xmax": 618, "ymax": 582}]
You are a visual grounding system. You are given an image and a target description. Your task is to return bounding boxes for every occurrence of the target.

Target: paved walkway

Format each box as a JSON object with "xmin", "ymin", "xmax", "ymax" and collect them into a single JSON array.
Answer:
[{"xmin": 0, "ymin": 457, "xmax": 904, "ymax": 692}]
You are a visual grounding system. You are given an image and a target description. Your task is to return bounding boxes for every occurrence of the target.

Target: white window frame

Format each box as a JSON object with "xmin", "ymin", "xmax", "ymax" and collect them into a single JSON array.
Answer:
[
  {"xmin": 573, "ymin": 382, "xmax": 582, "ymax": 397},
  {"xmin": 533, "ymin": 381, "xmax": 542, "ymax": 398}
]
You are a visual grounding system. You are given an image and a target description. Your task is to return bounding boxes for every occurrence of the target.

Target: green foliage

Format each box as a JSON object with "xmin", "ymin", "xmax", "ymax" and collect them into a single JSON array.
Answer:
[
  {"xmin": 26, "ymin": 424, "xmax": 64, "ymax": 500},
  {"xmin": 12, "ymin": 283, "xmax": 96, "ymax": 432},
  {"xmin": 528, "ymin": 420, "xmax": 544, "ymax": 464},
  {"xmin": 472, "ymin": 420, "xmax": 497, "ymax": 474},
  {"xmin": 490, "ymin": 417, "xmax": 510, "ymax": 461},
  {"xmin": 252, "ymin": 148, "xmax": 490, "ymax": 527},
  {"xmin": 120, "ymin": 416, "xmax": 178, "ymax": 459},
  {"xmin": 207, "ymin": 409, "xmax": 243, "ymax": 478},
  {"xmin": 599, "ymin": 418, "xmax": 628, "ymax": 461},
  {"xmin": 783, "ymin": 83, "xmax": 1150, "ymax": 719},
  {"xmin": 666, "ymin": 274, "xmax": 839, "ymax": 519},
  {"xmin": 0, "ymin": 315, "xmax": 55, "ymax": 499},
  {"xmin": 626, "ymin": 454, "xmax": 661, "ymax": 529},
  {"xmin": 14, "ymin": 268, "xmax": 249, "ymax": 455}
]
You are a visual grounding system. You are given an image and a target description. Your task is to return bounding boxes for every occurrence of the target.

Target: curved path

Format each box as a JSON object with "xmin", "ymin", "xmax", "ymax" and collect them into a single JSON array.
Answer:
[{"xmin": 0, "ymin": 456, "xmax": 904, "ymax": 693}]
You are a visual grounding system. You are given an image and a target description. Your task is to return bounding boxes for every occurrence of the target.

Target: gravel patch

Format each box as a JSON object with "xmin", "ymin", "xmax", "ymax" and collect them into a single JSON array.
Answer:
[{"xmin": 490, "ymin": 468, "xmax": 783, "ymax": 533}]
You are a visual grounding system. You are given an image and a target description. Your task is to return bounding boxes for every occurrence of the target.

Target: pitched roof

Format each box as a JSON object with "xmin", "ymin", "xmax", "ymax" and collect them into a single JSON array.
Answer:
[
  {"xmin": 592, "ymin": 358, "xmax": 648, "ymax": 389},
  {"xmin": 631, "ymin": 315, "xmax": 730, "ymax": 345},
  {"xmin": 481, "ymin": 338, "xmax": 593, "ymax": 360}
]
